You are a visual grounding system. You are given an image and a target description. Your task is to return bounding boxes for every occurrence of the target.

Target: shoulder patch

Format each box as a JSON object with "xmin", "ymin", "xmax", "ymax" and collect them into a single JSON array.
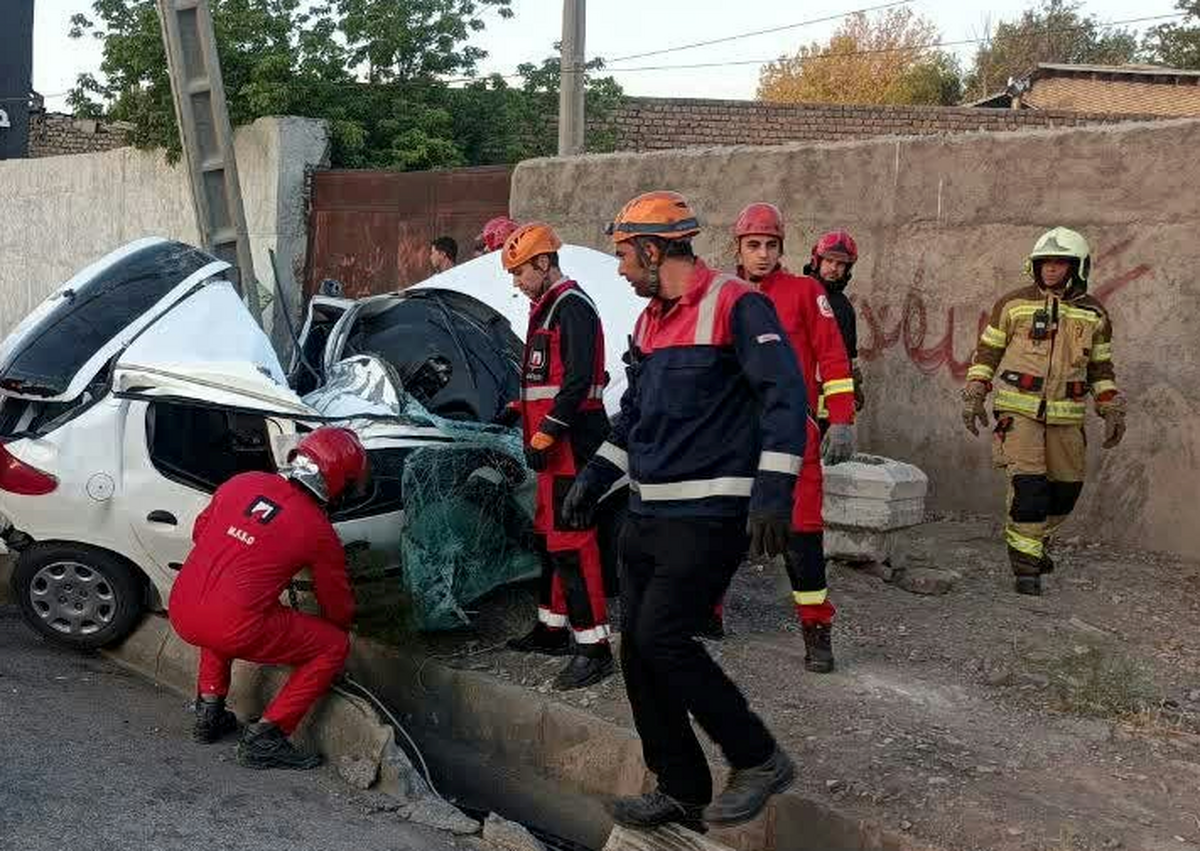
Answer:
[
  {"xmin": 244, "ymin": 496, "xmax": 282, "ymax": 525},
  {"xmin": 817, "ymin": 294, "xmax": 835, "ymax": 319}
]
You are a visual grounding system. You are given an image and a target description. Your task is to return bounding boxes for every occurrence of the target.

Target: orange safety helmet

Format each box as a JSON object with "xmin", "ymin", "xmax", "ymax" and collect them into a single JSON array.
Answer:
[
  {"xmin": 502, "ymin": 222, "xmax": 563, "ymax": 272},
  {"xmin": 607, "ymin": 191, "xmax": 701, "ymax": 244},
  {"xmin": 733, "ymin": 202, "xmax": 785, "ymax": 241}
]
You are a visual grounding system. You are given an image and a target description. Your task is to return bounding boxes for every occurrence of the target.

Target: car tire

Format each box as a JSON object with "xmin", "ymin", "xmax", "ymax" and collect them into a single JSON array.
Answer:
[{"xmin": 11, "ymin": 544, "xmax": 147, "ymax": 650}]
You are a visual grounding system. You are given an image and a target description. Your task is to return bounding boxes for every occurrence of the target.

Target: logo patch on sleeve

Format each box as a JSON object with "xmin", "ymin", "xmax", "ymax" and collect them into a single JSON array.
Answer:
[
  {"xmin": 817, "ymin": 294, "xmax": 835, "ymax": 319},
  {"xmin": 244, "ymin": 496, "xmax": 282, "ymax": 525},
  {"xmin": 757, "ymin": 333, "xmax": 782, "ymax": 344}
]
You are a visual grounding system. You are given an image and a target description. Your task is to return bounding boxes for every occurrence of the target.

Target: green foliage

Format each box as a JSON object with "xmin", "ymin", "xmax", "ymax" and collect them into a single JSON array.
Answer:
[
  {"xmin": 965, "ymin": 0, "xmax": 1140, "ymax": 99},
  {"xmin": 1144, "ymin": 0, "xmax": 1200, "ymax": 69},
  {"xmin": 67, "ymin": 0, "xmax": 622, "ymax": 167}
]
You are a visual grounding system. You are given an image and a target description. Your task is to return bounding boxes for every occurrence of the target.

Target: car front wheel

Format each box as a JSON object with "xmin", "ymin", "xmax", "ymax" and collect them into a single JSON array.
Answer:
[{"xmin": 12, "ymin": 544, "xmax": 146, "ymax": 650}]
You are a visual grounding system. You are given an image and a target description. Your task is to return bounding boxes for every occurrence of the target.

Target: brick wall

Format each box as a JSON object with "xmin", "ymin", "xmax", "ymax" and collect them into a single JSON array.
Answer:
[
  {"xmin": 603, "ymin": 97, "xmax": 1164, "ymax": 151},
  {"xmin": 27, "ymin": 113, "xmax": 130, "ymax": 158}
]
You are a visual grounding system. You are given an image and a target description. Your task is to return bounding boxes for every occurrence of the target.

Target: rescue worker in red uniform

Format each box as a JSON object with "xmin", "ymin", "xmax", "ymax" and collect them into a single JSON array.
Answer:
[
  {"xmin": 562, "ymin": 192, "xmax": 805, "ymax": 831},
  {"xmin": 500, "ymin": 222, "xmax": 614, "ymax": 691},
  {"xmin": 169, "ymin": 427, "xmax": 367, "ymax": 770},
  {"xmin": 732, "ymin": 204, "xmax": 856, "ymax": 673},
  {"xmin": 804, "ymin": 231, "xmax": 865, "ymax": 428},
  {"xmin": 473, "ymin": 215, "xmax": 519, "ymax": 258}
]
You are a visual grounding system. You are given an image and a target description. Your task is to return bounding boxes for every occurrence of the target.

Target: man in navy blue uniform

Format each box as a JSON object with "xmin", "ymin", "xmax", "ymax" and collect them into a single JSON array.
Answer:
[{"xmin": 564, "ymin": 191, "xmax": 808, "ymax": 831}]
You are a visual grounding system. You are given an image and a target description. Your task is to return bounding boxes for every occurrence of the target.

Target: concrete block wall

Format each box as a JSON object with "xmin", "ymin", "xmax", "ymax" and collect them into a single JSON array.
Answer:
[
  {"xmin": 0, "ymin": 116, "xmax": 330, "ymax": 354},
  {"xmin": 512, "ymin": 118, "xmax": 1200, "ymax": 558},
  {"xmin": 27, "ymin": 113, "xmax": 131, "ymax": 158},
  {"xmin": 601, "ymin": 97, "xmax": 1165, "ymax": 152}
]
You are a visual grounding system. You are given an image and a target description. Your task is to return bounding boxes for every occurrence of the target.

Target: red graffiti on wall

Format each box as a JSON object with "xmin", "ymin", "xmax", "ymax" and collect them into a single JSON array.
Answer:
[{"xmin": 855, "ymin": 238, "xmax": 1153, "ymax": 381}]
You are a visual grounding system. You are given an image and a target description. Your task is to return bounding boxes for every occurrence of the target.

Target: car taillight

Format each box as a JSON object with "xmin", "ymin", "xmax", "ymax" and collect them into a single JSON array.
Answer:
[{"xmin": 0, "ymin": 442, "xmax": 58, "ymax": 495}]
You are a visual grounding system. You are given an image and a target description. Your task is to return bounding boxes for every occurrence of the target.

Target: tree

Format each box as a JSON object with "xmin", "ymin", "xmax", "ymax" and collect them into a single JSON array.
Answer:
[
  {"xmin": 66, "ymin": 0, "xmax": 515, "ymax": 166},
  {"xmin": 1144, "ymin": 0, "xmax": 1200, "ymax": 69},
  {"xmin": 68, "ymin": 0, "xmax": 622, "ymax": 167},
  {"xmin": 757, "ymin": 8, "xmax": 963, "ymax": 106},
  {"xmin": 965, "ymin": 0, "xmax": 1139, "ymax": 99}
]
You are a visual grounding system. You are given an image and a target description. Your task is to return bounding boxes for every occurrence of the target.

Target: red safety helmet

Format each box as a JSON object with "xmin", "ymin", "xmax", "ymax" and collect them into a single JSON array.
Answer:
[
  {"xmin": 479, "ymin": 216, "xmax": 519, "ymax": 253},
  {"xmin": 287, "ymin": 427, "xmax": 369, "ymax": 504},
  {"xmin": 733, "ymin": 203, "xmax": 785, "ymax": 241},
  {"xmin": 811, "ymin": 230, "xmax": 858, "ymax": 266}
]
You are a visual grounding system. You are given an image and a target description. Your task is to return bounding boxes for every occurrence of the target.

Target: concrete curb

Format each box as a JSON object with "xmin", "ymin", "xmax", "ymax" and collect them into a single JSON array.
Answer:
[
  {"xmin": 98, "ymin": 611, "xmax": 929, "ymax": 851},
  {"xmin": 344, "ymin": 636, "xmax": 929, "ymax": 851}
]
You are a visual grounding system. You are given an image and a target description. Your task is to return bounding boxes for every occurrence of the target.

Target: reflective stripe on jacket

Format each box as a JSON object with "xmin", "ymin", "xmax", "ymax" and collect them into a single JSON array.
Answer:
[
  {"xmin": 966, "ymin": 283, "xmax": 1117, "ymax": 425},
  {"xmin": 749, "ymin": 267, "xmax": 855, "ymax": 426},
  {"xmin": 590, "ymin": 261, "xmax": 808, "ymax": 519}
]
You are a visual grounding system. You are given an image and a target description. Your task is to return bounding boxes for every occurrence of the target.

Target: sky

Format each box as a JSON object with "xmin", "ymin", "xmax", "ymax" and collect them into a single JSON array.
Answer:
[{"xmin": 31, "ymin": 0, "xmax": 1185, "ymax": 111}]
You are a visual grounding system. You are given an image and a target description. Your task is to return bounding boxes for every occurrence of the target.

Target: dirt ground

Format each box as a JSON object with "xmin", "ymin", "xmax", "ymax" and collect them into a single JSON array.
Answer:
[{"xmin": 413, "ymin": 514, "xmax": 1200, "ymax": 851}]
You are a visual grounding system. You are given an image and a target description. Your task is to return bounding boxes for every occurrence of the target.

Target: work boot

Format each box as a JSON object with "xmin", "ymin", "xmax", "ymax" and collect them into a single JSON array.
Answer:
[
  {"xmin": 236, "ymin": 722, "xmax": 322, "ymax": 770},
  {"xmin": 507, "ymin": 623, "xmax": 570, "ymax": 656},
  {"xmin": 193, "ymin": 696, "xmax": 239, "ymax": 744},
  {"xmin": 610, "ymin": 789, "xmax": 706, "ymax": 833},
  {"xmin": 552, "ymin": 647, "xmax": 614, "ymax": 691},
  {"xmin": 704, "ymin": 747, "xmax": 797, "ymax": 827},
  {"xmin": 801, "ymin": 623, "xmax": 835, "ymax": 673},
  {"xmin": 1014, "ymin": 575, "xmax": 1043, "ymax": 596},
  {"xmin": 698, "ymin": 611, "xmax": 725, "ymax": 640}
]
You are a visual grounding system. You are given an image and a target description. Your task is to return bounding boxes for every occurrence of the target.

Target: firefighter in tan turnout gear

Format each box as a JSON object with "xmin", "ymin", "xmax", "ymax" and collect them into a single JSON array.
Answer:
[{"xmin": 962, "ymin": 227, "xmax": 1126, "ymax": 596}]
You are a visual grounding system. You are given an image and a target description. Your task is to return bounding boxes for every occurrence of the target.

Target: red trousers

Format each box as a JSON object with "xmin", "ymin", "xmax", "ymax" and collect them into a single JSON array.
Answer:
[
  {"xmin": 790, "ymin": 419, "xmax": 836, "ymax": 625},
  {"xmin": 170, "ymin": 591, "xmax": 349, "ymax": 735},
  {"xmin": 532, "ymin": 455, "xmax": 610, "ymax": 646},
  {"xmin": 714, "ymin": 419, "xmax": 836, "ymax": 628}
]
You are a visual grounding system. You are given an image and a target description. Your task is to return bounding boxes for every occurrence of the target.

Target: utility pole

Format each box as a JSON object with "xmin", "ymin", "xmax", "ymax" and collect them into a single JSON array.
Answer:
[
  {"xmin": 557, "ymin": 0, "xmax": 586, "ymax": 157},
  {"xmin": 156, "ymin": 0, "xmax": 263, "ymax": 326}
]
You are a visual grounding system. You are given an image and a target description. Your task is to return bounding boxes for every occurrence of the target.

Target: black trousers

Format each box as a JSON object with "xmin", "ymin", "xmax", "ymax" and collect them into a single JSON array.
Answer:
[{"xmin": 619, "ymin": 513, "xmax": 777, "ymax": 804}]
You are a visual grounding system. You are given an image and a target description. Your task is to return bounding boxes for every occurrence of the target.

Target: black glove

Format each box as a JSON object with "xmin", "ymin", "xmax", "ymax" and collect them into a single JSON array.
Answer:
[
  {"xmin": 493, "ymin": 406, "xmax": 521, "ymax": 428},
  {"xmin": 747, "ymin": 510, "xmax": 791, "ymax": 559},
  {"xmin": 524, "ymin": 446, "xmax": 548, "ymax": 472},
  {"xmin": 562, "ymin": 467, "xmax": 607, "ymax": 530}
]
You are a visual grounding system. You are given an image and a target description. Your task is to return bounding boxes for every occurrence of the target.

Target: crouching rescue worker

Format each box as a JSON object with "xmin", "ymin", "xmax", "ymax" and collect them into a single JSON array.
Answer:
[
  {"xmin": 501, "ymin": 222, "xmax": 615, "ymax": 691},
  {"xmin": 803, "ymin": 230, "xmax": 865, "ymax": 427},
  {"xmin": 962, "ymin": 228, "xmax": 1126, "ymax": 596},
  {"xmin": 733, "ymin": 203, "xmax": 856, "ymax": 672},
  {"xmin": 562, "ymin": 191, "xmax": 804, "ymax": 830},
  {"xmin": 169, "ymin": 427, "xmax": 366, "ymax": 768}
]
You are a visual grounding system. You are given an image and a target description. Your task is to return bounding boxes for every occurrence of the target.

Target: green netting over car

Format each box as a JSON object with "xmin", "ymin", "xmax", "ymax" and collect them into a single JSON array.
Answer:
[{"xmin": 395, "ymin": 397, "xmax": 539, "ymax": 632}]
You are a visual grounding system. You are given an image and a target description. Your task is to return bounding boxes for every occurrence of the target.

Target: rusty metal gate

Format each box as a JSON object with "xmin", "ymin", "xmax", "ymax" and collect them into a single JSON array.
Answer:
[{"xmin": 305, "ymin": 165, "xmax": 512, "ymax": 298}]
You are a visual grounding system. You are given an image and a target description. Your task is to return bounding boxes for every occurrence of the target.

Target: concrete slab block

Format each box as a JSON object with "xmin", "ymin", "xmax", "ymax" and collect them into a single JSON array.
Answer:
[
  {"xmin": 822, "ymin": 455, "xmax": 928, "ymax": 531},
  {"xmin": 825, "ymin": 528, "xmax": 895, "ymax": 563},
  {"xmin": 603, "ymin": 823, "xmax": 734, "ymax": 850}
]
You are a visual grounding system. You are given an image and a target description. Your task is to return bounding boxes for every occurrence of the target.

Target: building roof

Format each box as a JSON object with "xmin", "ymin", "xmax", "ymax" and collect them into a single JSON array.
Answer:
[
  {"xmin": 1035, "ymin": 62, "xmax": 1200, "ymax": 80},
  {"xmin": 965, "ymin": 62, "xmax": 1200, "ymax": 116}
]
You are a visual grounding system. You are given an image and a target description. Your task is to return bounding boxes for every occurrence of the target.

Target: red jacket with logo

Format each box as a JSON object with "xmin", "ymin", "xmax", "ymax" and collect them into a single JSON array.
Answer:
[
  {"xmin": 178, "ymin": 472, "xmax": 354, "ymax": 629},
  {"xmin": 751, "ymin": 267, "xmax": 855, "ymax": 426}
]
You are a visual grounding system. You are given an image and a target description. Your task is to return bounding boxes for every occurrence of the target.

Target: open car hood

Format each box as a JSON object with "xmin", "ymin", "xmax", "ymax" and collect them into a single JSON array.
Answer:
[
  {"xmin": 291, "ymin": 286, "xmax": 523, "ymax": 424},
  {"xmin": 298, "ymin": 245, "xmax": 641, "ymax": 420},
  {"xmin": 409, "ymin": 245, "xmax": 640, "ymax": 415}
]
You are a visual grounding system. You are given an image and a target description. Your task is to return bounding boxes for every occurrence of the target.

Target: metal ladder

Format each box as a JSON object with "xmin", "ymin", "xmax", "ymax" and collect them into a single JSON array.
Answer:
[{"xmin": 155, "ymin": 0, "xmax": 263, "ymax": 325}]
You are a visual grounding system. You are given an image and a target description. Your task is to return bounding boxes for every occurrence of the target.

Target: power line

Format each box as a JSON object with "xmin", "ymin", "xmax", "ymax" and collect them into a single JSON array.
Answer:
[
  {"xmin": 440, "ymin": 0, "xmax": 920, "ymax": 85},
  {"xmin": 600, "ymin": 12, "xmax": 1188, "ymax": 75},
  {"xmin": 606, "ymin": 0, "xmax": 913, "ymax": 63}
]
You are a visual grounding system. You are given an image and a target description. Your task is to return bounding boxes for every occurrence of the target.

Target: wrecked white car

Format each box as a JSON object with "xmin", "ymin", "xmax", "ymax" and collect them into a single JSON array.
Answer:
[{"xmin": 0, "ymin": 238, "xmax": 634, "ymax": 649}]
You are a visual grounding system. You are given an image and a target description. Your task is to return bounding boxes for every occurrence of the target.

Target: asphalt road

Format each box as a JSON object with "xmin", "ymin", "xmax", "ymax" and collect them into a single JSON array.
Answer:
[{"xmin": 0, "ymin": 603, "xmax": 460, "ymax": 851}]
